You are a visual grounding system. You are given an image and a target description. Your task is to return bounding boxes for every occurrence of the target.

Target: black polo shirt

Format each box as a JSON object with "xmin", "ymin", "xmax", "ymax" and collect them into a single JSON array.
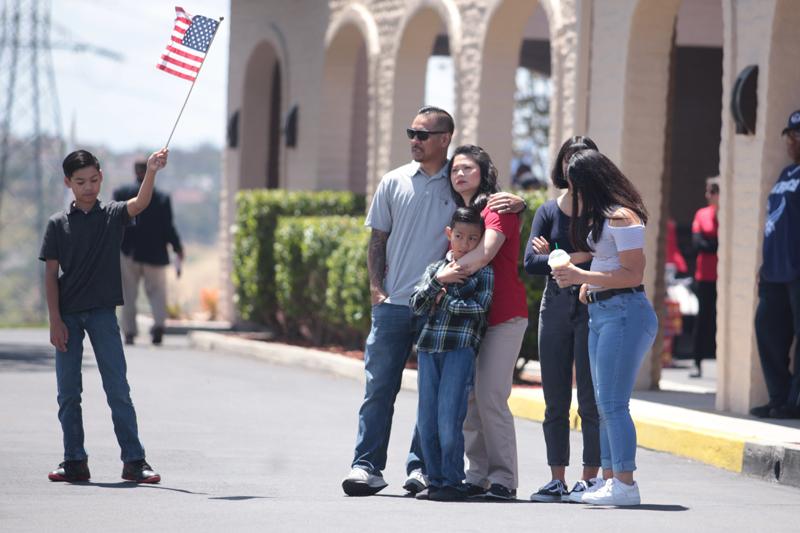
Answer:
[{"xmin": 39, "ymin": 200, "xmax": 131, "ymax": 314}]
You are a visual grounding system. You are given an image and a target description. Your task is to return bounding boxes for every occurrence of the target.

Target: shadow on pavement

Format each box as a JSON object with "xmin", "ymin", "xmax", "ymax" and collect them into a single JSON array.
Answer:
[
  {"xmin": 0, "ymin": 344, "xmax": 54, "ymax": 372},
  {"xmin": 208, "ymin": 496, "xmax": 272, "ymax": 501},
  {"xmin": 586, "ymin": 504, "xmax": 689, "ymax": 511}
]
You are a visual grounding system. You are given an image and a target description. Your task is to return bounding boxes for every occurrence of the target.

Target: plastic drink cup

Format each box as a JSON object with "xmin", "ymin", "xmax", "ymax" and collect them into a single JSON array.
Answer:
[{"xmin": 547, "ymin": 248, "xmax": 571, "ymax": 269}]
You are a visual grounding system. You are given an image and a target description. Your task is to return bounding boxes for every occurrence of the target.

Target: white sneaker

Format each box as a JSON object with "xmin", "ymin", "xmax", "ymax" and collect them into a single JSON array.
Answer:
[
  {"xmin": 581, "ymin": 477, "xmax": 640, "ymax": 506},
  {"xmin": 402, "ymin": 468, "xmax": 428, "ymax": 494},
  {"xmin": 341, "ymin": 467, "xmax": 388, "ymax": 496},
  {"xmin": 567, "ymin": 477, "xmax": 604, "ymax": 503}
]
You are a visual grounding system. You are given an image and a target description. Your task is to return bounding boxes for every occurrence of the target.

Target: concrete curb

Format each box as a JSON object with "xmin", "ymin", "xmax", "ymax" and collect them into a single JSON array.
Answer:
[{"xmin": 188, "ymin": 331, "xmax": 800, "ymax": 488}]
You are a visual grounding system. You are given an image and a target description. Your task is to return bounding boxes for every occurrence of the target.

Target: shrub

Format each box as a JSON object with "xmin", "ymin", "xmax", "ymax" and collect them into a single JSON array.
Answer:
[
  {"xmin": 274, "ymin": 216, "xmax": 366, "ymax": 343},
  {"xmin": 233, "ymin": 190, "xmax": 365, "ymax": 325},
  {"xmin": 325, "ymin": 228, "xmax": 371, "ymax": 338},
  {"xmin": 516, "ymin": 190, "xmax": 548, "ymax": 364}
]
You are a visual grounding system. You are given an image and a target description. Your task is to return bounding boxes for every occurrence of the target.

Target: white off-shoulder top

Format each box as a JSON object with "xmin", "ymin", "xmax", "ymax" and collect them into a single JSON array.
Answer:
[{"xmin": 587, "ymin": 218, "xmax": 645, "ymax": 289}]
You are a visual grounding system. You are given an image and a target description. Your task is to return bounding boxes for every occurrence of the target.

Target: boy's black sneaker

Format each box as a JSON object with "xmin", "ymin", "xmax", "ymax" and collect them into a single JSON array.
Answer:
[
  {"xmin": 465, "ymin": 482, "xmax": 487, "ymax": 498},
  {"xmin": 485, "ymin": 483, "xmax": 516, "ymax": 501},
  {"xmin": 151, "ymin": 327, "xmax": 164, "ymax": 346},
  {"xmin": 48, "ymin": 460, "xmax": 90, "ymax": 482},
  {"xmin": 122, "ymin": 459, "xmax": 161, "ymax": 483},
  {"xmin": 428, "ymin": 485, "xmax": 466, "ymax": 502}
]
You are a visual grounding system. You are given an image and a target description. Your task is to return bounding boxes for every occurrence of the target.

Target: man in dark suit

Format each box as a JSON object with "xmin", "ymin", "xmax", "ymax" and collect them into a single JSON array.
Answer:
[{"xmin": 113, "ymin": 160, "xmax": 184, "ymax": 345}]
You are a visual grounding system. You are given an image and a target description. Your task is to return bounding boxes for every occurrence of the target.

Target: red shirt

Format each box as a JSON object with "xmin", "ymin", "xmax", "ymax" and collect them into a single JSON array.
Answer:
[
  {"xmin": 692, "ymin": 205, "xmax": 718, "ymax": 281},
  {"xmin": 482, "ymin": 207, "xmax": 528, "ymax": 326},
  {"xmin": 666, "ymin": 218, "xmax": 688, "ymax": 273}
]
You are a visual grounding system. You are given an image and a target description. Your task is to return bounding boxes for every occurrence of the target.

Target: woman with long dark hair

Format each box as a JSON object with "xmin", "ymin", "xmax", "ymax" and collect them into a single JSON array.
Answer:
[
  {"xmin": 549, "ymin": 150, "xmax": 658, "ymax": 506},
  {"xmin": 441, "ymin": 145, "xmax": 528, "ymax": 500},
  {"xmin": 524, "ymin": 136, "xmax": 601, "ymax": 503}
]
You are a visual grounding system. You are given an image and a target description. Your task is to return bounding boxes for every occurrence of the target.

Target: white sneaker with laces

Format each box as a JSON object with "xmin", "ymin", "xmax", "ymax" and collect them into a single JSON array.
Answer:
[
  {"xmin": 341, "ymin": 467, "xmax": 388, "ymax": 496},
  {"xmin": 402, "ymin": 468, "xmax": 428, "ymax": 494},
  {"xmin": 581, "ymin": 477, "xmax": 640, "ymax": 506},
  {"xmin": 567, "ymin": 477, "xmax": 604, "ymax": 503}
]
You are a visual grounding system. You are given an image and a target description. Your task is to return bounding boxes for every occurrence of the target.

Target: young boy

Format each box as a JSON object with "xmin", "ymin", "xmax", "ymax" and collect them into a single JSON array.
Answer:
[
  {"xmin": 39, "ymin": 148, "xmax": 168, "ymax": 483},
  {"xmin": 409, "ymin": 207, "xmax": 494, "ymax": 501}
]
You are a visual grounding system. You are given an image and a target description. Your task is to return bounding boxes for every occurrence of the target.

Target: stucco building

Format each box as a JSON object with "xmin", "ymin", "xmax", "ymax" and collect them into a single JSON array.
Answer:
[{"xmin": 219, "ymin": 0, "xmax": 800, "ymax": 415}]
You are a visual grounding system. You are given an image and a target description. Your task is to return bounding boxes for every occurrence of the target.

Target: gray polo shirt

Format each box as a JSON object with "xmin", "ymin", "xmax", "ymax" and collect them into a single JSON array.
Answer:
[
  {"xmin": 365, "ymin": 161, "xmax": 456, "ymax": 306},
  {"xmin": 39, "ymin": 200, "xmax": 131, "ymax": 314}
]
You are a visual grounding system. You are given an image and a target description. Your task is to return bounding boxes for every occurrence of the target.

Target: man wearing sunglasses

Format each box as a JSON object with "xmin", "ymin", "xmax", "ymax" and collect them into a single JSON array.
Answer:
[
  {"xmin": 752, "ymin": 109, "xmax": 800, "ymax": 420},
  {"xmin": 342, "ymin": 106, "xmax": 526, "ymax": 497}
]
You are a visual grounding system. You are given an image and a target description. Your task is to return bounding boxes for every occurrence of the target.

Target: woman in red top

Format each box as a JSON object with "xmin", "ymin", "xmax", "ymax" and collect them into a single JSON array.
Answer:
[
  {"xmin": 690, "ymin": 177, "xmax": 720, "ymax": 378},
  {"xmin": 443, "ymin": 145, "xmax": 528, "ymax": 500}
]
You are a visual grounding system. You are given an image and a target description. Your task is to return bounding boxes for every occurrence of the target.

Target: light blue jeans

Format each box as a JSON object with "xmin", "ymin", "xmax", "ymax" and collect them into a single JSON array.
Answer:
[
  {"xmin": 351, "ymin": 303, "xmax": 424, "ymax": 475},
  {"xmin": 417, "ymin": 347, "xmax": 475, "ymax": 489},
  {"xmin": 587, "ymin": 292, "xmax": 657, "ymax": 472},
  {"xmin": 57, "ymin": 307, "xmax": 145, "ymax": 463}
]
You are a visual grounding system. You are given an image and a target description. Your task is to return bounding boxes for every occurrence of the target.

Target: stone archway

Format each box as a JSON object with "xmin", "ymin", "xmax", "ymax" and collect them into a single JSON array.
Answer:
[
  {"xmin": 317, "ymin": 23, "xmax": 369, "ymax": 192},
  {"xmin": 476, "ymin": 0, "xmax": 551, "ymax": 188},
  {"xmin": 240, "ymin": 41, "xmax": 283, "ymax": 189},
  {"xmin": 389, "ymin": 3, "xmax": 459, "ymax": 169}
]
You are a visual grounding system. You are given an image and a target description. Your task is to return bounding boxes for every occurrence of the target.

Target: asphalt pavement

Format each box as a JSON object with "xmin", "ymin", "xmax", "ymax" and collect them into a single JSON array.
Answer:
[{"xmin": 1, "ymin": 328, "xmax": 799, "ymax": 532}]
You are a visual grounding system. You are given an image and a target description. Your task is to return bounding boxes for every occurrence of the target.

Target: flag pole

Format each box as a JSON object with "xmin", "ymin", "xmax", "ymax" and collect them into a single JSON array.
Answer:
[{"xmin": 164, "ymin": 16, "xmax": 225, "ymax": 149}]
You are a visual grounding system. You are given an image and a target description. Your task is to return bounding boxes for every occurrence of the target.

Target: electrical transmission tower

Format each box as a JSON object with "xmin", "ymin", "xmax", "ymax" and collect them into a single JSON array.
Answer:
[{"xmin": 0, "ymin": 0, "xmax": 122, "ymax": 321}]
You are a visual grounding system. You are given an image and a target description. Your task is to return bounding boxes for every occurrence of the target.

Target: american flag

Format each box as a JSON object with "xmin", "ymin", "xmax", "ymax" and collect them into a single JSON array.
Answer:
[{"xmin": 157, "ymin": 6, "xmax": 220, "ymax": 82}]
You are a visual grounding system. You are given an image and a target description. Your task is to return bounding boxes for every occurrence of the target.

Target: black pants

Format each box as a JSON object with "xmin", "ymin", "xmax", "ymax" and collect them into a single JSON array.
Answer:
[
  {"xmin": 754, "ymin": 280, "xmax": 800, "ymax": 409},
  {"xmin": 537, "ymin": 280, "xmax": 600, "ymax": 467},
  {"xmin": 692, "ymin": 280, "xmax": 717, "ymax": 366}
]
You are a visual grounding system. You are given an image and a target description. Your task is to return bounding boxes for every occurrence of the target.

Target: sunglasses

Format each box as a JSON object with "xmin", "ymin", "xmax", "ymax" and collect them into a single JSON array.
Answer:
[{"xmin": 406, "ymin": 128, "xmax": 448, "ymax": 141}]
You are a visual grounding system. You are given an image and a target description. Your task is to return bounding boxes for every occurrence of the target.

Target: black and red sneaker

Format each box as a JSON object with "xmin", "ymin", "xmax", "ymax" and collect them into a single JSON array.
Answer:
[
  {"xmin": 48, "ymin": 460, "xmax": 90, "ymax": 482},
  {"xmin": 122, "ymin": 459, "xmax": 161, "ymax": 484}
]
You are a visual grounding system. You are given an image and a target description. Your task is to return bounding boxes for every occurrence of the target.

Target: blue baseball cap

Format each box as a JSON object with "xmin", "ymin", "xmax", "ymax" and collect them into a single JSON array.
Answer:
[{"xmin": 782, "ymin": 109, "xmax": 800, "ymax": 135}]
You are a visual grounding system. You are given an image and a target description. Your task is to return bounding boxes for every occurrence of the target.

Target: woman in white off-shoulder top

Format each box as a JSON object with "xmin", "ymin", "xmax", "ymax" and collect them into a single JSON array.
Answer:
[{"xmin": 550, "ymin": 150, "xmax": 658, "ymax": 507}]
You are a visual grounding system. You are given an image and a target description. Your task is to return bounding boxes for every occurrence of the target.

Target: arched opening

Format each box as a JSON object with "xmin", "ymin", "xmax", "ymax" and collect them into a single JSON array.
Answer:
[
  {"xmin": 477, "ymin": 0, "xmax": 551, "ymax": 189},
  {"xmin": 660, "ymin": 1, "xmax": 723, "ymax": 390},
  {"xmin": 317, "ymin": 23, "xmax": 369, "ymax": 192},
  {"xmin": 240, "ymin": 41, "xmax": 282, "ymax": 189},
  {"xmin": 390, "ymin": 6, "xmax": 455, "ymax": 169}
]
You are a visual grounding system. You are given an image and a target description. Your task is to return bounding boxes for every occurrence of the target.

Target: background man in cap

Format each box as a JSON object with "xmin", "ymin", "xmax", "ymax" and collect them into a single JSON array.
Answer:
[
  {"xmin": 113, "ymin": 160, "xmax": 184, "ymax": 346},
  {"xmin": 751, "ymin": 109, "xmax": 800, "ymax": 419}
]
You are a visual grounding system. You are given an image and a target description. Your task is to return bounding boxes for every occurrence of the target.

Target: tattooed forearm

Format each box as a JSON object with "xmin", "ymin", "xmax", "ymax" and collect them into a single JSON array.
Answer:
[{"xmin": 367, "ymin": 229, "xmax": 389, "ymax": 291}]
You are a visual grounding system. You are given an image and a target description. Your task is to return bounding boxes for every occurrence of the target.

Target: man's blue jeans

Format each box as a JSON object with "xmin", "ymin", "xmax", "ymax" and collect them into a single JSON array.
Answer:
[
  {"xmin": 352, "ymin": 303, "xmax": 424, "ymax": 475},
  {"xmin": 587, "ymin": 292, "xmax": 657, "ymax": 473},
  {"xmin": 417, "ymin": 347, "xmax": 475, "ymax": 489},
  {"xmin": 57, "ymin": 307, "xmax": 146, "ymax": 463}
]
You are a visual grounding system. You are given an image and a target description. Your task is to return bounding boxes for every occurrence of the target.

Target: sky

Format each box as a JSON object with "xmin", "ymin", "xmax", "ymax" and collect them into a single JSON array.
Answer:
[{"xmin": 49, "ymin": 0, "xmax": 230, "ymax": 152}]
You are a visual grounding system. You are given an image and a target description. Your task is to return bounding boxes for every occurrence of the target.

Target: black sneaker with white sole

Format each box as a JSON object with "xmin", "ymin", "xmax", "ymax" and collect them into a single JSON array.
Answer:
[
  {"xmin": 530, "ymin": 479, "xmax": 569, "ymax": 502},
  {"xmin": 485, "ymin": 483, "xmax": 515, "ymax": 501},
  {"xmin": 465, "ymin": 483, "xmax": 487, "ymax": 498}
]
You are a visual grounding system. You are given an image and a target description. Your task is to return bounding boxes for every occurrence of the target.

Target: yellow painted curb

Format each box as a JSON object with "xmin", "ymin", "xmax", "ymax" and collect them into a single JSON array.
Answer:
[{"xmin": 508, "ymin": 388, "xmax": 745, "ymax": 473}]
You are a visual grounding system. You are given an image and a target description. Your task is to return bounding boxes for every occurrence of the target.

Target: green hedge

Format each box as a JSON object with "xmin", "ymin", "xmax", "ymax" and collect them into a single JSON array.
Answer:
[
  {"xmin": 273, "ymin": 216, "xmax": 367, "ymax": 342},
  {"xmin": 233, "ymin": 190, "xmax": 365, "ymax": 325},
  {"xmin": 233, "ymin": 188, "xmax": 549, "ymax": 360}
]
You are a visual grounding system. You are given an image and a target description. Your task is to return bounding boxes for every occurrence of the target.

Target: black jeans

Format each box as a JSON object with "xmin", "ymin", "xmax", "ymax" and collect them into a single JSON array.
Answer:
[
  {"xmin": 754, "ymin": 280, "xmax": 800, "ymax": 409},
  {"xmin": 537, "ymin": 280, "xmax": 600, "ymax": 467},
  {"xmin": 692, "ymin": 280, "xmax": 717, "ymax": 366}
]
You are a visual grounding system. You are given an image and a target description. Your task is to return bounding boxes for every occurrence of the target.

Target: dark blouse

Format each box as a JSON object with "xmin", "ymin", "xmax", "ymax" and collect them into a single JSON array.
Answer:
[{"xmin": 524, "ymin": 198, "xmax": 591, "ymax": 276}]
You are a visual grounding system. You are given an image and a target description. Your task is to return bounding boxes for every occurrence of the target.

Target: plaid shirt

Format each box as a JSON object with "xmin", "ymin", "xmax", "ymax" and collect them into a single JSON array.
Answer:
[{"xmin": 409, "ymin": 259, "xmax": 494, "ymax": 353}]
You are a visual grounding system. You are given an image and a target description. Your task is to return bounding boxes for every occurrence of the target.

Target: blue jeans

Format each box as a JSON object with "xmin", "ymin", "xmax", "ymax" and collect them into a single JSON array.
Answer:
[
  {"xmin": 417, "ymin": 347, "xmax": 475, "ymax": 489},
  {"xmin": 57, "ymin": 307, "xmax": 145, "ymax": 463},
  {"xmin": 351, "ymin": 303, "xmax": 424, "ymax": 475},
  {"xmin": 587, "ymin": 292, "xmax": 657, "ymax": 472}
]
